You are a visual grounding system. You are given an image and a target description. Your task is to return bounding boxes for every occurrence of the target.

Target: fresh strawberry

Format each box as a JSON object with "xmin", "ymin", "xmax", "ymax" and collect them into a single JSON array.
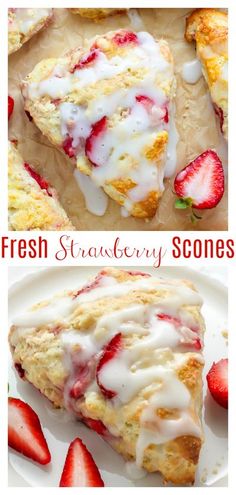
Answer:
[
  {"xmin": 8, "ymin": 96, "xmax": 14, "ymax": 120},
  {"xmin": 85, "ymin": 116, "xmax": 108, "ymax": 167},
  {"xmin": 206, "ymin": 358, "xmax": 228, "ymax": 409},
  {"xmin": 24, "ymin": 163, "xmax": 52, "ymax": 197},
  {"xmin": 82, "ymin": 416, "xmax": 108, "ymax": 436},
  {"xmin": 8, "ymin": 397, "xmax": 51, "ymax": 465},
  {"xmin": 174, "ymin": 149, "xmax": 224, "ymax": 210},
  {"xmin": 71, "ymin": 49, "xmax": 99, "ymax": 73},
  {"xmin": 59, "ymin": 438, "xmax": 104, "ymax": 487},
  {"xmin": 62, "ymin": 136, "xmax": 76, "ymax": 158},
  {"xmin": 113, "ymin": 30, "xmax": 138, "ymax": 46},
  {"xmin": 96, "ymin": 333, "xmax": 123, "ymax": 399},
  {"xmin": 214, "ymin": 104, "xmax": 224, "ymax": 133}
]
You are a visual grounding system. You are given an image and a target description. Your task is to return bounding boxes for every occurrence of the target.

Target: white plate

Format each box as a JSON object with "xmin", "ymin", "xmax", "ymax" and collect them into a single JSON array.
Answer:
[{"xmin": 8, "ymin": 266, "xmax": 228, "ymax": 487}]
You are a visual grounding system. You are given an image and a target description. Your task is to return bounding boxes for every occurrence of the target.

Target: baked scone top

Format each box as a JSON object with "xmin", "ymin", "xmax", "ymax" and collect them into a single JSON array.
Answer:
[
  {"xmin": 8, "ymin": 141, "xmax": 74, "ymax": 231},
  {"xmin": 8, "ymin": 8, "xmax": 53, "ymax": 55},
  {"xmin": 185, "ymin": 9, "xmax": 228, "ymax": 139},
  {"xmin": 22, "ymin": 30, "xmax": 176, "ymax": 218},
  {"xmin": 10, "ymin": 268, "xmax": 204, "ymax": 484},
  {"xmin": 69, "ymin": 8, "xmax": 128, "ymax": 20}
]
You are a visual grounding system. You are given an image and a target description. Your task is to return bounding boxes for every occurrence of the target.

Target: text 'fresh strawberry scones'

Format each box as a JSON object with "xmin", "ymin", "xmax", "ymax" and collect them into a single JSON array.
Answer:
[
  {"xmin": 22, "ymin": 30, "xmax": 176, "ymax": 218},
  {"xmin": 9, "ymin": 267, "xmax": 205, "ymax": 485},
  {"xmin": 8, "ymin": 141, "xmax": 75, "ymax": 231},
  {"xmin": 8, "ymin": 8, "xmax": 53, "ymax": 55}
]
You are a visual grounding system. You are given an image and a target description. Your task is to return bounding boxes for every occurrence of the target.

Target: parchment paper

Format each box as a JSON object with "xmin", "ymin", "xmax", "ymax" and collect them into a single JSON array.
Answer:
[{"xmin": 8, "ymin": 8, "xmax": 228, "ymax": 231}]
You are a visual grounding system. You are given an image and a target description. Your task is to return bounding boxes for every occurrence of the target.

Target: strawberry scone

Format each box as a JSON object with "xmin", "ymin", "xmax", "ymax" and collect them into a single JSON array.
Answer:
[
  {"xmin": 22, "ymin": 30, "xmax": 176, "ymax": 218},
  {"xmin": 8, "ymin": 141, "xmax": 74, "ymax": 231},
  {"xmin": 9, "ymin": 268, "xmax": 205, "ymax": 485},
  {"xmin": 8, "ymin": 8, "xmax": 53, "ymax": 55},
  {"xmin": 69, "ymin": 8, "xmax": 128, "ymax": 20},
  {"xmin": 185, "ymin": 9, "xmax": 228, "ymax": 140}
]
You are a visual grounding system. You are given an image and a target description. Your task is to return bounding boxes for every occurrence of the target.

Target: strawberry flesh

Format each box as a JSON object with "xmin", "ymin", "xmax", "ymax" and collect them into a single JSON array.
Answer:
[
  {"xmin": 71, "ymin": 49, "xmax": 99, "ymax": 73},
  {"xmin": 24, "ymin": 163, "xmax": 52, "ymax": 197},
  {"xmin": 136, "ymin": 95, "xmax": 169, "ymax": 123},
  {"xmin": 82, "ymin": 416, "xmax": 108, "ymax": 436},
  {"xmin": 174, "ymin": 149, "xmax": 224, "ymax": 209},
  {"xmin": 74, "ymin": 271, "xmax": 105, "ymax": 298},
  {"xmin": 62, "ymin": 136, "xmax": 76, "ymax": 158},
  {"xmin": 206, "ymin": 358, "xmax": 228, "ymax": 409},
  {"xmin": 85, "ymin": 116, "xmax": 108, "ymax": 167},
  {"xmin": 8, "ymin": 397, "xmax": 51, "ymax": 465},
  {"xmin": 127, "ymin": 270, "xmax": 151, "ymax": 277},
  {"xmin": 96, "ymin": 333, "xmax": 123, "ymax": 399},
  {"xmin": 157, "ymin": 313, "xmax": 202, "ymax": 350},
  {"xmin": 214, "ymin": 104, "xmax": 224, "ymax": 133},
  {"xmin": 59, "ymin": 437, "xmax": 104, "ymax": 487},
  {"xmin": 8, "ymin": 96, "xmax": 14, "ymax": 120},
  {"xmin": 70, "ymin": 362, "xmax": 94, "ymax": 399},
  {"xmin": 113, "ymin": 31, "xmax": 138, "ymax": 46},
  {"xmin": 14, "ymin": 363, "xmax": 25, "ymax": 379}
]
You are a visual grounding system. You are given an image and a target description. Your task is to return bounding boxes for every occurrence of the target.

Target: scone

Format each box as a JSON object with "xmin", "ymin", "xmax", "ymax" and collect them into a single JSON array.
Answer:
[
  {"xmin": 69, "ymin": 8, "xmax": 128, "ymax": 20},
  {"xmin": 9, "ymin": 267, "xmax": 205, "ymax": 485},
  {"xmin": 8, "ymin": 8, "xmax": 53, "ymax": 55},
  {"xmin": 185, "ymin": 9, "xmax": 228, "ymax": 140},
  {"xmin": 8, "ymin": 141, "xmax": 74, "ymax": 231},
  {"xmin": 22, "ymin": 30, "xmax": 176, "ymax": 218}
]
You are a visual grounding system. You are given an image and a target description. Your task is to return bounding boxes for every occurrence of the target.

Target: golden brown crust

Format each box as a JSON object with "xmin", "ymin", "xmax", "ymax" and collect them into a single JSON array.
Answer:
[{"xmin": 69, "ymin": 8, "xmax": 128, "ymax": 21}]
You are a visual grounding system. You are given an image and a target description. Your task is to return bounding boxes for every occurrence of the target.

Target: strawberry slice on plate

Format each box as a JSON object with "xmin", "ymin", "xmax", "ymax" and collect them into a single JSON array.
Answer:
[
  {"xmin": 8, "ymin": 397, "xmax": 51, "ymax": 465},
  {"xmin": 96, "ymin": 333, "xmax": 123, "ymax": 399},
  {"xmin": 8, "ymin": 96, "xmax": 14, "ymax": 120},
  {"xmin": 59, "ymin": 438, "xmax": 104, "ymax": 487},
  {"xmin": 174, "ymin": 149, "xmax": 224, "ymax": 210},
  {"xmin": 206, "ymin": 358, "xmax": 228, "ymax": 409}
]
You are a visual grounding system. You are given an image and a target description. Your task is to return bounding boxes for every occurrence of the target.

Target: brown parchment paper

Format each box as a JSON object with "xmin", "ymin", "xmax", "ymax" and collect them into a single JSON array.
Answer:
[{"xmin": 8, "ymin": 8, "xmax": 228, "ymax": 231}]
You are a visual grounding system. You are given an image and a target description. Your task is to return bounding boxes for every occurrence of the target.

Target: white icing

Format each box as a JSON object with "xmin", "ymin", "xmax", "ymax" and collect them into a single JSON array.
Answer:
[
  {"xmin": 74, "ymin": 169, "xmax": 108, "ymax": 216},
  {"xmin": 182, "ymin": 59, "xmax": 202, "ymax": 84},
  {"xmin": 28, "ymin": 77, "xmax": 71, "ymax": 100},
  {"xmin": 125, "ymin": 461, "xmax": 147, "ymax": 480},
  {"xmin": 12, "ymin": 297, "xmax": 77, "ymax": 328}
]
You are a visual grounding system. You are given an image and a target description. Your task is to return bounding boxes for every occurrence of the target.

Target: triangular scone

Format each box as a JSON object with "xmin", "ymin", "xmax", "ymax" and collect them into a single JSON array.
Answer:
[
  {"xmin": 22, "ymin": 30, "xmax": 176, "ymax": 218},
  {"xmin": 9, "ymin": 268, "xmax": 205, "ymax": 485},
  {"xmin": 69, "ymin": 8, "xmax": 128, "ymax": 20},
  {"xmin": 8, "ymin": 8, "xmax": 53, "ymax": 55},
  {"xmin": 8, "ymin": 141, "xmax": 74, "ymax": 231},
  {"xmin": 185, "ymin": 8, "xmax": 228, "ymax": 140}
]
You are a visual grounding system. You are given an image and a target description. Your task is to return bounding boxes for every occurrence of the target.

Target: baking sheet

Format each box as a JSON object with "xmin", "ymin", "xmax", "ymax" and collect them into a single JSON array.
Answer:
[{"xmin": 8, "ymin": 8, "xmax": 228, "ymax": 231}]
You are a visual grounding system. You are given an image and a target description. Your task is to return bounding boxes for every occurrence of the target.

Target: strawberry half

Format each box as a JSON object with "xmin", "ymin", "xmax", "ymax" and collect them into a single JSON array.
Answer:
[
  {"xmin": 85, "ymin": 116, "xmax": 108, "ymax": 167},
  {"xmin": 8, "ymin": 397, "xmax": 51, "ymax": 465},
  {"xmin": 206, "ymin": 358, "xmax": 228, "ymax": 409},
  {"xmin": 96, "ymin": 333, "xmax": 123, "ymax": 399},
  {"xmin": 59, "ymin": 438, "xmax": 104, "ymax": 487},
  {"xmin": 24, "ymin": 163, "xmax": 52, "ymax": 197},
  {"xmin": 8, "ymin": 96, "xmax": 14, "ymax": 120},
  {"xmin": 174, "ymin": 149, "xmax": 224, "ymax": 210},
  {"xmin": 113, "ymin": 30, "xmax": 138, "ymax": 46},
  {"xmin": 71, "ymin": 49, "xmax": 100, "ymax": 73}
]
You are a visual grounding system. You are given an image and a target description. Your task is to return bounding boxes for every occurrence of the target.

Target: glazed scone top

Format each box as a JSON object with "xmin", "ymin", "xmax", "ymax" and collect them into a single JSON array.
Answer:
[
  {"xmin": 8, "ymin": 141, "xmax": 74, "ymax": 231},
  {"xmin": 8, "ymin": 8, "xmax": 53, "ymax": 55},
  {"xmin": 185, "ymin": 9, "xmax": 228, "ymax": 139},
  {"xmin": 10, "ymin": 268, "xmax": 204, "ymax": 482},
  {"xmin": 22, "ymin": 30, "xmax": 176, "ymax": 218}
]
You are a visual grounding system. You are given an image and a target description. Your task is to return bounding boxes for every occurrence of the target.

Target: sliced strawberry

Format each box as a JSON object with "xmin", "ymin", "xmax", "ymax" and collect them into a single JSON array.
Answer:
[
  {"xmin": 206, "ymin": 358, "xmax": 228, "ymax": 409},
  {"xmin": 71, "ymin": 49, "xmax": 100, "ymax": 73},
  {"xmin": 74, "ymin": 271, "xmax": 105, "ymax": 299},
  {"xmin": 82, "ymin": 416, "xmax": 108, "ymax": 436},
  {"xmin": 136, "ymin": 95, "xmax": 168, "ymax": 123},
  {"xmin": 70, "ymin": 362, "xmax": 94, "ymax": 399},
  {"xmin": 8, "ymin": 397, "xmax": 51, "ymax": 465},
  {"xmin": 59, "ymin": 438, "xmax": 104, "ymax": 487},
  {"xmin": 163, "ymin": 107, "xmax": 169, "ymax": 123},
  {"xmin": 96, "ymin": 333, "xmax": 123, "ymax": 399},
  {"xmin": 113, "ymin": 31, "xmax": 138, "ymax": 46},
  {"xmin": 157, "ymin": 313, "xmax": 181, "ymax": 326},
  {"xmin": 24, "ymin": 163, "xmax": 52, "ymax": 197},
  {"xmin": 8, "ymin": 96, "xmax": 14, "ymax": 120},
  {"xmin": 127, "ymin": 270, "xmax": 151, "ymax": 277},
  {"xmin": 62, "ymin": 136, "xmax": 76, "ymax": 158},
  {"xmin": 85, "ymin": 116, "xmax": 108, "ymax": 167},
  {"xmin": 214, "ymin": 104, "xmax": 224, "ymax": 133},
  {"xmin": 174, "ymin": 149, "xmax": 224, "ymax": 209},
  {"xmin": 157, "ymin": 313, "xmax": 202, "ymax": 350}
]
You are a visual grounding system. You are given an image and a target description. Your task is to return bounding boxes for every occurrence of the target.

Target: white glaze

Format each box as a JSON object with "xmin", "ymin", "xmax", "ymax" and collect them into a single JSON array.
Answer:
[
  {"xmin": 125, "ymin": 461, "xmax": 147, "ymax": 480},
  {"xmin": 182, "ymin": 59, "xmax": 202, "ymax": 84},
  {"xmin": 74, "ymin": 169, "xmax": 108, "ymax": 216}
]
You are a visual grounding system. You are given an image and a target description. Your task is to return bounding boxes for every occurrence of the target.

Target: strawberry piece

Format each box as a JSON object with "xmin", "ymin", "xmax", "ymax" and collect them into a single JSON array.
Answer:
[
  {"xmin": 157, "ymin": 313, "xmax": 202, "ymax": 350},
  {"xmin": 24, "ymin": 163, "xmax": 52, "ymax": 197},
  {"xmin": 214, "ymin": 104, "xmax": 224, "ymax": 133},
  {"xmin": 174, "ymin": 149, "xmax": 224, "ymax": 209},
  {"xmin": 157, "ymin": 313, "xmax": 181, "ymax": 326},
  {"xmin": 85, "ymin": 116, "xmax": 108, "ymax": 167},
  {"xmin": 8, "ymin": 96, "xmax": 14, "ymax": 120},
  {"xmin": 113, "ymin": 31, "xmax": 138, "ymax": 46},
  {"xmin": 82, "ymin": 416, "xmax": 108, "ymax": 436},
  {"xmin": 206, "ymin": 358, "xmax": 228, "ymax": 409},
  {"xmin": 74, "ymin": 271, "xmax": 105, "ymax": 299},
  {"xmin": 96, "ymin": 333, "xmax": 123, "ymax": 399},
  {"xmin": 136, "ymin": 94, "xmax": 155, "ymax": 110},
  {"xmin": 14, "ymin": 363, "xmax": 25, "ymax": 379},
  {"xmin": 59, "ymin": 438, "xmax": 104, "ymax": 487},
  {"xmin": 62, "ymin": 136, "xmax": 76, "ymax": 158},
  {"xmin": 8, "ymin": 397, "xmax": 51, "ymax": 465},
  {"xmin": 25, "ymin": 110, "xmax": 33, "ymax": 122},
  {"xmin": 127, "ymin": 270, "xmax": 151, "ymax": 277},
  {"xmin": 70, "ymin": 362, "xmax": 94, "ymax": 399},
  {"xmin": 71, "ymin": 49, "xmax": 99, "ymax": 73},
  {"xmin": 163, "ymin": 107, "xmax": 169, "ymax": 123}
]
